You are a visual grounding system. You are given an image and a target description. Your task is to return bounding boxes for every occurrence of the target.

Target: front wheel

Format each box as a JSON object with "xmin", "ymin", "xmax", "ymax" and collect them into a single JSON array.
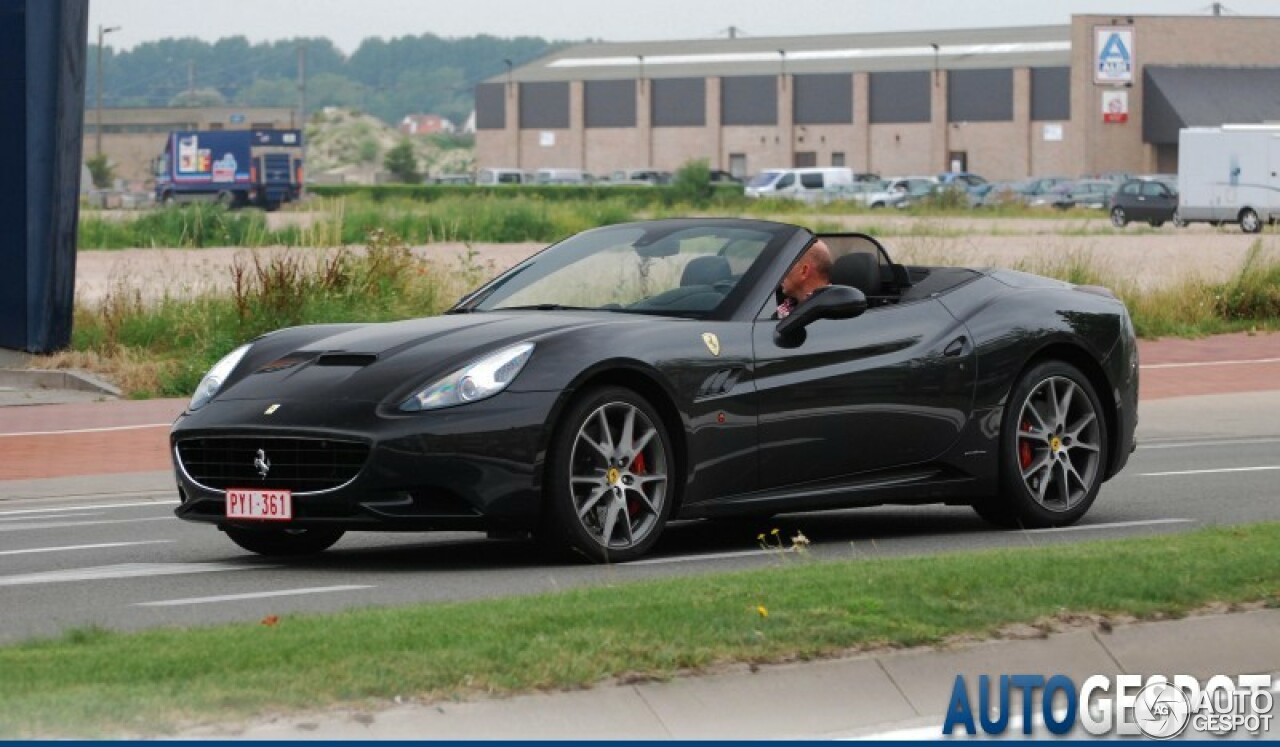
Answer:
[
  {"xmin": 1240, "ymin": 208, "xmax": 1262, "ymax": 234},
  {"xmin": 974, "ymin": 361, "xmax": 1109, "ymax": 528},
  {"xmin": 543, "ymin": 387, "xmax": 676, "ymax": 563},
  {"xmin": 223, "ymin": 526, "xmax": 344, "ymax": 556},
  {"xmin": 1110, "ymin": 207, "xmax": 1127, "ymax": 227},
  {"xmin": 1172, "ymin": 210, "xmax": 1188, "ymax": 228}
]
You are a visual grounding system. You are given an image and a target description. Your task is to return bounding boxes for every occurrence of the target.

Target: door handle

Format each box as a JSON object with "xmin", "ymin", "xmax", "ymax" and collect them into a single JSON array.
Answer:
[{"xmin": 943, "ymin": 336, "xmax": 969, "ymax": 357}]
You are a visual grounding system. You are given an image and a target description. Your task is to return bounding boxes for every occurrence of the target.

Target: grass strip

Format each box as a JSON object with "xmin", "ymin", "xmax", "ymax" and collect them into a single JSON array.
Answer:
[{"xmin": 1, "ymin": 522, "xmax": 1277, "ymax": 737}]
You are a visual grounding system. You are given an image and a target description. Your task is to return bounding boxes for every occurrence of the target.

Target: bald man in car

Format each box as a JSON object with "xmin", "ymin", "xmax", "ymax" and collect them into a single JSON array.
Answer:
[{"xmin": 776, "ymin": 239, "xmax": 833, "ymax": 319}]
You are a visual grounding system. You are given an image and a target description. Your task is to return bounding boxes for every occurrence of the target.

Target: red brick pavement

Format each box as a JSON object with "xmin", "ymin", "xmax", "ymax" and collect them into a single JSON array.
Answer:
[{"xmin": 0, "ymin": 334, "xmax": 1276, "ymax": 484}]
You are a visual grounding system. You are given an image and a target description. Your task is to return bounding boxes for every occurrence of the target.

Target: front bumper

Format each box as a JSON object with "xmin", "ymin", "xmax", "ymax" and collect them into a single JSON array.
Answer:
[{"xmin": 171, "ymin": 390, "xmax": 560, "ymax": 532}]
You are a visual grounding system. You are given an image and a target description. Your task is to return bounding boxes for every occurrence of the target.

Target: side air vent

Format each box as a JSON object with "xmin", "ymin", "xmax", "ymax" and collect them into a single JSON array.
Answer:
[{"xmin": 696, "ymin": 368, "xmax": 743, "ymax": 398}]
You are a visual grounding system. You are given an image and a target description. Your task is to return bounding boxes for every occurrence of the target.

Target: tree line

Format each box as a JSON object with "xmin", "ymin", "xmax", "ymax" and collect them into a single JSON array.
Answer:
[{"xmin": 87, "ymin": 33, "xmax": 568, "ymax": 127}]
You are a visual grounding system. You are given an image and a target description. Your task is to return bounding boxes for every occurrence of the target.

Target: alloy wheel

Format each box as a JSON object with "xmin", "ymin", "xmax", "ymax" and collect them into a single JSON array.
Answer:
[
  {"xmin": 568, "ymin": 401, "xmax": 669, "ymax": 550},
  {"xmin": 1015, "ymin": 376, "xmax": 1102, "ymax": 512}
]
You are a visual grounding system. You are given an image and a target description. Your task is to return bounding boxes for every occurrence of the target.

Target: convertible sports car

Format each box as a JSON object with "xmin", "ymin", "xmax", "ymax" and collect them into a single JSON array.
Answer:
[{"xmin": 171, "ymin": 218, "xmax": 1138, "ymax": 562}]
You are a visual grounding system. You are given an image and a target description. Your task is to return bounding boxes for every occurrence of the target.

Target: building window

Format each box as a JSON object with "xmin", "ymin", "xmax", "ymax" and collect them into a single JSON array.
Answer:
[
  {"xmin": 729, "ymin": 153, "xmax": 747, "ymax": 179},
  {"xmin": 831, "ymin": 152, "xmax": 846, "ymax": 167},
  {"xmin": 208, "ymin": 122, "xmax": 224, "ymax": 130}
]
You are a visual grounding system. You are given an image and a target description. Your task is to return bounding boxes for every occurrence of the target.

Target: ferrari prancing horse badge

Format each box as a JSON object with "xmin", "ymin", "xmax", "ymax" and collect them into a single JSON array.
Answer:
[{"xmin": 701, "ymin": 332, "xmax": 721, "ymax": 356}]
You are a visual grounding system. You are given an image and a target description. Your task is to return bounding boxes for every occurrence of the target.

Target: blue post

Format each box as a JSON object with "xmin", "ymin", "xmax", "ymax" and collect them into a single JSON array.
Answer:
[{"xmin": 0, "ymin": 0, "xmax": 89, "ymax": 354}]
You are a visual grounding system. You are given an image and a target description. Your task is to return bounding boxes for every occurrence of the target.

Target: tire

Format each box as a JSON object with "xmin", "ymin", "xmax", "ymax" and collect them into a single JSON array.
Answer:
[
  {"xmin": 1240, "ymin": 208, "xmax": 1262, "ymax": 234},
  {"xmin": 223, "ymin": 526, "xmax": 344, "ymax": 556},
  {"xmin": 973, "ymin": 360, "xmax": 1109, "ymax": 529},
  {"xmin": 1110, "ymin": 207, "xmax": 1127, "ymax": 227},
  {"xmin": 543, "ymin": 386, "xmax": 676, "ymax": 563},
  {"xmin": 215, "ymin": 190, "xmax": 234, "ymax": 208},
  {"xmin": 1172, "ymin": 210, "xmax": 1188, "ymax": 228},
  {"xmin": 161, "ymin": 192, "xmax": 176, "ymax": 207}
]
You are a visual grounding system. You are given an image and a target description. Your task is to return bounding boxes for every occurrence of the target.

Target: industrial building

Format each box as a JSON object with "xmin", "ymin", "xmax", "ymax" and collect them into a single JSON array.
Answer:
[{"xmin": 475, "ymin": 13, "xmax": 1280, "ymax": 180}]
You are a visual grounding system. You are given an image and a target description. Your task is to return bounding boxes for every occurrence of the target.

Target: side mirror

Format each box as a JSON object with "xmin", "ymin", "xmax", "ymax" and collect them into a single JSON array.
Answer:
[{"xmin": 774, "ymin": 284, "xmax": 868, "ymax": 343}]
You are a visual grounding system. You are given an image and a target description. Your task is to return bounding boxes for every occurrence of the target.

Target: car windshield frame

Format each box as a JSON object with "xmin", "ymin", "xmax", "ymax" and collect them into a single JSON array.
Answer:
[{"xmin": 454, "ymin": 219, "xmax": 801, "ymax": 321}]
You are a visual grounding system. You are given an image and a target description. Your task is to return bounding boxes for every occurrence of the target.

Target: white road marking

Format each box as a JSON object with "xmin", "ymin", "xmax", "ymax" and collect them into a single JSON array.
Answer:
[
  {"xmin": 1141, "ymin": 465, "xmax": 1280, "ymax": 477},
  {"xmin": 1016, "ymin": 518, "xmax": 1193, "ymax": 534},
  {"xmin": 1139, "ymin": 437, "xmax": 1280, "ymax": 450},
  {"xmin": 0, "ymin": 516, "xmax": 174, "ymax": 533},
  {"xmin": 0, "ymin": 500, "xmax": 178, "ymax": 517},
  {"xmin": 0, "ymin": 512, "xmax": 102, "ymax": 523},
  {"xmin": 0, "ymin": 540, "xmax": 173, "ymax": 557},
  {"xmin": 0, "ymin": 562, "xmax": 270, "ymax": 587},
  {"xmin": 137, "ymin": 585, "xmax": 375, "ymax": 607},
  {"xmin": 626, "ymin": 548, "xmax": 780, "ymax": 566},
  {"xmin": 0, "ymin": 423, "xmax": 169, "ymax": 438},
  {"xmin": 1141, "ymin": 357, "xmax": 1280, "ymax": 370}
]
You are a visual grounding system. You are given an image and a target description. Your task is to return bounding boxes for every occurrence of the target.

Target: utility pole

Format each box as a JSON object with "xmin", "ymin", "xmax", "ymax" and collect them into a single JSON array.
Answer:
[
  {"xmin": 95, "ymin": 24, "xmax": 120, "ymax": 158},
  {"xmin": 296, "ymin": 42, "xmax": 307, "ymax": 128}
]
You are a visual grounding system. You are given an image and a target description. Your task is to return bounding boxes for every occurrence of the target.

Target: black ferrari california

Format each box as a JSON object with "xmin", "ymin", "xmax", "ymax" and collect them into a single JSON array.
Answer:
[{"xmin": 171, "ymin": 218, "xmax": 1138, "ymax": 562}]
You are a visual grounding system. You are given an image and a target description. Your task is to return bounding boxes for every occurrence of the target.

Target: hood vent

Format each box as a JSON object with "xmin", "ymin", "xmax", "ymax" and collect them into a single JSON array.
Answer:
[{"xmin": 314, "ymin": 353, "xmax": 378, "ymax": 367}]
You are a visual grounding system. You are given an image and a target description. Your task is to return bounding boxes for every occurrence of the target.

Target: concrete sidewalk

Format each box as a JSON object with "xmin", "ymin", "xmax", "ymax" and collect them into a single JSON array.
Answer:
[{"xmin": 179, "ymin": 609, "xmax": 1280, "ymax": 739}]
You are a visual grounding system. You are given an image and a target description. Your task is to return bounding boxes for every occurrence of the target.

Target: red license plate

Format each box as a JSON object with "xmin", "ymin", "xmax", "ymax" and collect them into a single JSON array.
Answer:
[{"xmin": 226, "ymin": 488, "xmax": 293, "ymax": 521}]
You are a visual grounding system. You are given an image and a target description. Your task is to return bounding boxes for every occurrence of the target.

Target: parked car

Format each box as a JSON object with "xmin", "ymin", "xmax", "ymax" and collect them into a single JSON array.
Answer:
[
  {"xmin": 477, "ymin": 168, "xmax": 533, "ymax": 185},
  {"xmin": 862, "ymin": 176, "xmax": 937, "ymax": 208},
  {"xmin": 1109, "ymin": 177, "xmax": 1186, "ymax": 227},
  {"xmin": 708, "ymin": 170, "xmax": 743, "ymax": 185},
  {"xmin": 608, "ymin": 169, "xmax": 671, "ymax": 185},
  {"xmin": 1050, "ymin": 179, "xmax": 1117, "ymax": 210},
  {"xmin": 821, "ymin": 180, "xmax": 887, "ymax": 206},
  {"xmin": 535, "ymin": 168, "xmax": 591, "ymax": 185},
  {"xmin": 981, "ymin": 177, "xmax": 1071, "ymax": 207},
  {"xmin": 171, "ymin": 218, "xmax": 1138, "ymax": 562}
]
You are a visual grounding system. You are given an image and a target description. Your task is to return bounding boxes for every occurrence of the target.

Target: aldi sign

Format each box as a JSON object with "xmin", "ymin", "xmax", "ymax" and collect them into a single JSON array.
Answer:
[{"xmin": 1095, "ymin": 27, "xmax": 1135, "ymax": 84}]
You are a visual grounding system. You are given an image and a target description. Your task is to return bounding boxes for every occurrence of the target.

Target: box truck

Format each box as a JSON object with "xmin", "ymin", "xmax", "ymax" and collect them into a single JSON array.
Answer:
[
  {"xmin": 154, "ymin": 129, "xmax": 304, "ymax": 210},
  {"xmin": 1178, "ymin": 125, "xmax": 1280, "ymax": 233}
]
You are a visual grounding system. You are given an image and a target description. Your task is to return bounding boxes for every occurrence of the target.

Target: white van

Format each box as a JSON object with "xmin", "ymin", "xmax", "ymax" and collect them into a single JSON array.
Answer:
[
  {"xmin": 1178, "ymin": 125, "xmax": 1280, "ymax": 233},
  {"xmin": 745, "ymin": 168, "xmax": 854, "ymax": 202},
  {"xmin": 477, "ymin": 168, "xmax": 533, "ymax": 185}
]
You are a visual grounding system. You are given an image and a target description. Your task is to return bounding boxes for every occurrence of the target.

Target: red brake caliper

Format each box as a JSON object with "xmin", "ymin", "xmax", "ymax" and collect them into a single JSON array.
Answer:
[
  {"xmin": 627, "ymin": 452, "xmax": 646, "ymax": 517},
  {"xmin": 1019, "ymin": 420, "xmax": 1033, "ymax": 469}
]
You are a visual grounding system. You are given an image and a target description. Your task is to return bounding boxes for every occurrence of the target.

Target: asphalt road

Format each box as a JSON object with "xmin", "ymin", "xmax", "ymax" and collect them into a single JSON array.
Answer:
[{"xmin": 1, "ymin": 394, "xmax": 1277, "ymax": 645}]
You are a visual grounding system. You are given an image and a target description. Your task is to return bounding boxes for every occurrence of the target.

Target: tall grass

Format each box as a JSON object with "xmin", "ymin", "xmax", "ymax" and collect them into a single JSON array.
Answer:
[{"xmin": 65, "ymin": 231, "xmax": 451, "ymax": 397}]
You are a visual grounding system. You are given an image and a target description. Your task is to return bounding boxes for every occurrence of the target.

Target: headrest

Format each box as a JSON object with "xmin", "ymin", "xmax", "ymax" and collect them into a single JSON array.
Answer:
[
  {"xmin": 681, "ymin": 255, "xmax": 731, "ymax": 287},
  {"xmin": 830, "ymin": 253, "xmax": 882, "ymax": 295}
]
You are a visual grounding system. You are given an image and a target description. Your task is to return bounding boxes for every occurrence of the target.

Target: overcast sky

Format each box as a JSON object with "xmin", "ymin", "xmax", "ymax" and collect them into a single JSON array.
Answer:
[{"xmin": 90, "ymin": 0, "xmax": 1279, "ymax": 52}]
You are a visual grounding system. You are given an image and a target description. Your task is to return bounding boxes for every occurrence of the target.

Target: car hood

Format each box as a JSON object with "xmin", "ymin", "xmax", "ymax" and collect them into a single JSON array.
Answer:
[{"xmin": 218, "ymin": 311, "xmax": 649, "ymax": 405}]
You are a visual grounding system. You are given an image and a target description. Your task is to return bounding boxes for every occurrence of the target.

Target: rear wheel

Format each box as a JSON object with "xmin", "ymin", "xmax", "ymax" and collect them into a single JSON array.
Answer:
[
  {"xmin": 543, "ymin": 387, "xmax": 675, "ymax": 563},
  {"xmin": 973, "ymin": 361, "xmax": 1108, "ymax": 528},
  {"xmin": 1172, "ymin": 210, "xmax": 1188, "ymax": 228},
  {"xmin": 1240, "ymin": 208, "xmax": 1262, "ymax": 234},
  {"xmin": 223, "ymin": 526, "xmax": 344, "ymax": 556},
  {"xmin": 1110, "ymin": 207, "xmax": 1128, "ymax": 227}
]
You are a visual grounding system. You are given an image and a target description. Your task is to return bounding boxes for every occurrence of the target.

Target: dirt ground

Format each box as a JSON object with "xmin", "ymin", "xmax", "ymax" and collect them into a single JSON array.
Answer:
[{"xmin": 73, "ymin": 217, "xmax": 1279, "ymax": 305}]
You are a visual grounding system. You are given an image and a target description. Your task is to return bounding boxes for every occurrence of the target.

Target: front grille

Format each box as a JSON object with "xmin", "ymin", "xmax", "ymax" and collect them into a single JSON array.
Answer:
[{"xmin": 176, "ymin": 436, "xmax": 369, "ymax": 494}]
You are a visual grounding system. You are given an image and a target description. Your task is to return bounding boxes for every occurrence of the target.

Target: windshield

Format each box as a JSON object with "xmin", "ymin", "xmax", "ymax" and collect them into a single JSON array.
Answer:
[
  {"xmin": 468, "ymin": 221, "xmax": 791, "ymax": 316},
  {"xmin": 747, "ymin": 171, "xmax": 782, "ymax": 188}
]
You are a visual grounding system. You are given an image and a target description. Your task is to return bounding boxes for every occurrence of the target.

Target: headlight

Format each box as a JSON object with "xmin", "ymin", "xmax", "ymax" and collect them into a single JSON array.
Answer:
[
  {"xmin": 189, "ymin": 344, "xmax": 251, "ymax": 411},
  {"xmin": 401, "ymin": 342, "xmax": 535, "ymax": 412}
]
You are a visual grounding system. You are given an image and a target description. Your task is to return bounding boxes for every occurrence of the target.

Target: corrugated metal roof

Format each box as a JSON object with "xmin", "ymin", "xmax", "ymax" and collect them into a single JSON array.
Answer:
[{"xmin": 490, "ymin": 25, "xmax": 1071, "ymax": 83}]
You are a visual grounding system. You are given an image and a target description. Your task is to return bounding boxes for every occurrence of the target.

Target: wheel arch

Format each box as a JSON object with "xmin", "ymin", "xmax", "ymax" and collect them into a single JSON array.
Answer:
[
  {"xmin": 540, "ymin": 362, "xmax": 689, "ymax": 514},
  {"xmin": 1013, "ymin": 342, "xmax": 1121, "ymax": 477}
]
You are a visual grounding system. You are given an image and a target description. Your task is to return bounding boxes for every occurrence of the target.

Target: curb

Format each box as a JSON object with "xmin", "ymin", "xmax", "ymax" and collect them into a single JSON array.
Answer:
[{"xmin": 0, "ymin": 369, "xmax": 121, "ymax": 397}]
